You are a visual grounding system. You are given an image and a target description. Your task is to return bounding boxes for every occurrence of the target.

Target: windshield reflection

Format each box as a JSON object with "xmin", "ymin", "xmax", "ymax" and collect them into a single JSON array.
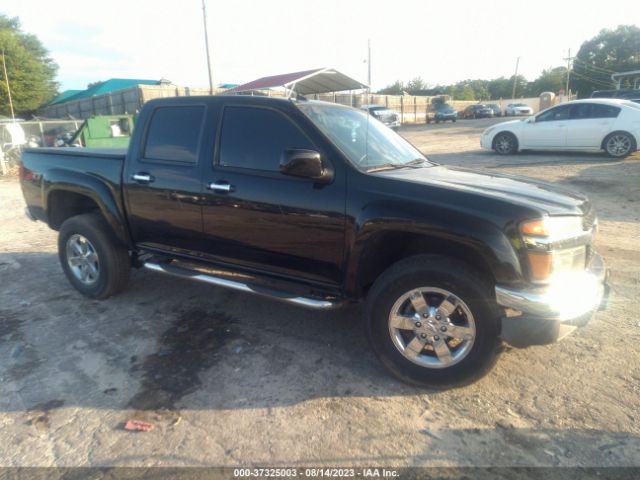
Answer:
[{"xmin": 297, "ymin": 101, "xmax": 433, "ymax": 171}]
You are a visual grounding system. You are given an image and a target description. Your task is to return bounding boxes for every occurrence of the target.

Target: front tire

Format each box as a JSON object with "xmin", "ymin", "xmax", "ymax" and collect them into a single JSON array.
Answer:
[
  {"xmin": 493, "ymin": 132, "xmax": 518, "ymax": 155},
  {"xmin": 603, "ymin": 132, "xmax": 636, "ymax": 158},
  {"xmin": 365, "ymin": 255, "xmax": 500, "ymax": 388},
  {"xmin": 58, "ymin": 213, "xmax": 130, "ymax": 299}
]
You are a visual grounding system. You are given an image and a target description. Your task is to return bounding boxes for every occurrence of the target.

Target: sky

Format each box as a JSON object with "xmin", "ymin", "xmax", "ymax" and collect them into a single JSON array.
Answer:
[{"xmin": 2, "ymin": 0, "xmax": 639, "ymax": 92}]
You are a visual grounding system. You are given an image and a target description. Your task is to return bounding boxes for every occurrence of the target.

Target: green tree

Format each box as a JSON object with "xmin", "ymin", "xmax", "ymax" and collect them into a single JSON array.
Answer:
[
  {"xmin": 571, "ymin": 25, "xmax": 640, "ymax": 97},
  {"xmin": 405, "ymin": 76, "xmax": 427, "ymax": 94},
  {"xmin": 377, "ymin": 80, "xmax": 405, "ymax": 95},
  {"xmin": 0, "ymin": 15, "xmax": 58, "ymax": 116},
  {"xmin": 487, "ymin": 77, "xmax": 512, "ymax": 99},
  {"xmin": 527, "ymin": 66, "xmax": 568, "ymax": 96}
]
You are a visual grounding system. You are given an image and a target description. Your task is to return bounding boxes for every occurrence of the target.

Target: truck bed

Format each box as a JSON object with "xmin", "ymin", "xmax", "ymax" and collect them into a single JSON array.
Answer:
[{"xmin": 20, "ymin": 147, "xmax": 127, "ymax": 227}]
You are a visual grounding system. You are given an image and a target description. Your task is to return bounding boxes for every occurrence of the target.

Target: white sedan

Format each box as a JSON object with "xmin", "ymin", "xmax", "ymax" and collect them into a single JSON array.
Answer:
[
  {"xmin": 481, "ymin": 99, "xmax": 640, "ymax": 158},
  {"xmin": 504, "ymin": 103, "xmax": 533, "ymax": 116}
]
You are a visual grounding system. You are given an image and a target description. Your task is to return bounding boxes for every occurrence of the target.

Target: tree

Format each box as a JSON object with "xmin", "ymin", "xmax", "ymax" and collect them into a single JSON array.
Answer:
[
  {"xmin": 527, "ymin": 66, "xmax": 568, "ymax": 96},
  {"xmin": 571, "ymin": 25, "xmax": 640, "ymax": 97},
  {"xmin": 0, "ymin": 15, "xmax": 58, "ymax": 116},
  {"xmin": 405, "ymin": 77, "xmax": 427, "ymax": 94},
  {"xmin": 377, "ymin": 80, "xmax": 405, "ymax": 95},
  {"xmin": 487, "ymin": 77, "xmax": 512, "ymax": 100}
]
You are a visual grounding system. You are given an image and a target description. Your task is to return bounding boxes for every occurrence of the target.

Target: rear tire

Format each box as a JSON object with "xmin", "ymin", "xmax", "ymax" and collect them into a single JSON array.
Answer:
[
  {"xmin": 603, "ymin": 131, "xmax": 636, "ymax": 158},
  {"xmin": 365, "ymin": 255, "xmax": 500, "ymax": 388},
  {"xmin": 58, "ymin": 213, "xmax": 130, "ymax": 299}
]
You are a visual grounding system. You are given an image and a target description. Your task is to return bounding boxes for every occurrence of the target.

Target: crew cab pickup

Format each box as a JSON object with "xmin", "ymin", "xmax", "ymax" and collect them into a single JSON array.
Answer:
[{"xmin": 20, "ymin": 95, "xmax": 609, "ymax": 387}]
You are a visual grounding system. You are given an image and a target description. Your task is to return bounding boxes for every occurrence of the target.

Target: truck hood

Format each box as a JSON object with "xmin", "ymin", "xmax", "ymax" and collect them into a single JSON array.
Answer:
[{"xmin": 374, "ymin": 165, "xmax": 589, "ymax": 215}]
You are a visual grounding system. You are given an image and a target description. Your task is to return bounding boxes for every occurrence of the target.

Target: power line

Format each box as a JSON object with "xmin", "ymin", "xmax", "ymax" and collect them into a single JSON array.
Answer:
[
  {"xmin": 572, "ymin": 59, "xmax": 616, "ymax": 74},
  {"xmin": 570, "ymin": 71, "xmax": 613, "ymax": 86},
  {"xmin": 570, "ymin": 70, "xmax": 614, "ymax": 88},
  {"xmin": 571, "ymin": 58, "xmax": 616, "ymax": 74}
]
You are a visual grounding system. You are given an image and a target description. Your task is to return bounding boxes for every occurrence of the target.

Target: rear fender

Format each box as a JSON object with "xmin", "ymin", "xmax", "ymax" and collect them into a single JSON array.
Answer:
[{"xmin": 43, "ymin": 169, "xmax": 131, "ymax": 247}]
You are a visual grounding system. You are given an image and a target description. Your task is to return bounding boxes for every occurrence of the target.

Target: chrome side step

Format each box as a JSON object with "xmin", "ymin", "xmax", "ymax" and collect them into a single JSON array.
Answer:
[{"xmin": 143, "ymin": 262, "xmax": 339, "ymax": 310}]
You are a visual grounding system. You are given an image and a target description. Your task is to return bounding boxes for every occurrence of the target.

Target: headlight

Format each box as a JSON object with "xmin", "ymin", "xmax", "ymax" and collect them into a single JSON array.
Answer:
[
  {"xmin": 520, "ymin": 216, "xmax": 590, "ymax": 283},
  {"xmin": 521, "ymin": 216, "xmax": 583, "ymax": 240}
]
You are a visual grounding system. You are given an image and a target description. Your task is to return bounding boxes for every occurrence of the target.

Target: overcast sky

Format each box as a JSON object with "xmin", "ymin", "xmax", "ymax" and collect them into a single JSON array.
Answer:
[{"xmin": 2, "ymin": 0, "xmax": 639, "ymax": 92}]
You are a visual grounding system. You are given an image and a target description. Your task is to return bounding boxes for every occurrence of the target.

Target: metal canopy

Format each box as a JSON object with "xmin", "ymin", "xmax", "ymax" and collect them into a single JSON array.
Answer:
[{"xmin": 224, "ymin": 68, "xmax": 368, "ymax": 96}]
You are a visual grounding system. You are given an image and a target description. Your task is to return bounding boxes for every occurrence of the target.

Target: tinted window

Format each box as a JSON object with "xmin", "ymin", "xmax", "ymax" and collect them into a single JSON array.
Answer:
[
  {"xmin": 536, "ymin": 105, "xmax": 570, "ymax": 122},
  {"xmin": 591, "ymin": 104, "xmax": 620, "ymax": 118},
  {"xmin": 219, "ymin": 107, "xmax": 314, "ymax": 171},
  {"xmin": 144, "ymin": 106, "xmax": 204, "ymax": 162},
  {"xmin": 569, "ymin": 103, "xmax": 592, "ymax": 120}
]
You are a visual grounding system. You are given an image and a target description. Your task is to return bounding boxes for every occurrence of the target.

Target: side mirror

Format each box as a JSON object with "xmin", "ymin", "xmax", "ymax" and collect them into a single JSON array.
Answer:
[{"xmin": 280, "ymin": 149, "xmax": 333, "ymax": 184}]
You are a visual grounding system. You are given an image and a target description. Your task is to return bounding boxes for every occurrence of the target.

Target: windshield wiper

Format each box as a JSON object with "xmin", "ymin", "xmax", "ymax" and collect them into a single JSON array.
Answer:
[
  {"xmin": 405, "ymin": 158, "xmax": 427, "ymax": 166},
  {"xmin": 366, "ymin": 163, "xmax": 408, "ymax": 172},
  {"xmin": 366, "ymin": 158, "xmax": 428, "ymax": 173}
]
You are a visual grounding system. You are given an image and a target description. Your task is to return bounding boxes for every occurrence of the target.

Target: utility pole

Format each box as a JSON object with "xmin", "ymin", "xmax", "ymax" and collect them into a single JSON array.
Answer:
[
  {"xmin": 1, "ymin": 49, "xmax": 15, "ymax": 120},
  {"xmin": 201, "ymin": 0, "xmax": 214, "ymax": 95},
  {"xmin": 367, "ymin": 39, "xmax": 371, "ymax": 87},
  {"xmin": 511, "ymin": 56, "xmax": 520, "ymax": 100},
  {"xmin": 563, "ymin": 48, "xmax": 574, "ymax": 98}
]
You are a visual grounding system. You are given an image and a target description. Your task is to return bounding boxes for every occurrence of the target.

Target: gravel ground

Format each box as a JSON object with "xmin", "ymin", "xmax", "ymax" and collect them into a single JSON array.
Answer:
[{"xmin": 0, "ymin": 118, "xmax": 639, "ymax": 469}]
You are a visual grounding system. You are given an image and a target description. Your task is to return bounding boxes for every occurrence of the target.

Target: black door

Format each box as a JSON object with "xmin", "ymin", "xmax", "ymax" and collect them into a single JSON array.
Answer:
[
  {"xmin": 200, "ymin": 104, "xmax": 346, "ymax": 285},
  {"xmin": 123, "ymin": 104, "xmax": 207, "ymax": 254}
]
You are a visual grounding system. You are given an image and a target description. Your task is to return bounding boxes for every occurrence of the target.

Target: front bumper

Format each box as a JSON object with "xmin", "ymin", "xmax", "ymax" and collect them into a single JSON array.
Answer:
[
  {"xmin": 480, "ymin": 133, "xmax": 492, "ymax": 150},
  {"xmin": 496, "ymin": 253, "xmax": 609, "ymax": 347}
]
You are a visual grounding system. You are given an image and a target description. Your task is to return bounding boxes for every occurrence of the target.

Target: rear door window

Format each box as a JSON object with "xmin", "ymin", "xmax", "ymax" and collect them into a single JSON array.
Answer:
[
  {"xmin": 590, "ymin": 104, "xmax": 621, "ymax": 118},
  {"xmin": 144, "ymin": 106, "xmax": 205, "ymax": 163}
]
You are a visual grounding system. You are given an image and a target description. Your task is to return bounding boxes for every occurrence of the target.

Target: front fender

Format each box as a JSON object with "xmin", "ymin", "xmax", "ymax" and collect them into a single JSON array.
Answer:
[{"xmin": 344, "ymin": 199, "xmax": 525, "ymax": 296}]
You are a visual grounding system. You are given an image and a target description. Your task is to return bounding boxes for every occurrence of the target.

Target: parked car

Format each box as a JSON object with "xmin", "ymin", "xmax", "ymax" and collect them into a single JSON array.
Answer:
[
  {"xmin": 462, "ymin": 104, "xmax": 494, "ymax": 119},
  {"xmin": 361, "ymin": 104, "xmax": 401, "ymax": 130},
  {"xmin": 591, "ymin": 89, "xmax": 640, "ymax": 100},
  {"xmin": 426, "ymin": 103, "xmax": 458, "ymax": 123},
  {"xmin": 486, "ymin": 103, "xmax": 502, "ymax": 117},
  {"xmin": 505, "ymin": 103, "xmax": 533, "ymax": 116},
  {"xmin": 481, "ymin": 98, "xmax": 640, "ymax": 157},
  {"xmin": 20, "ymin": 95, "xmax": 609, "ymax": 387}
]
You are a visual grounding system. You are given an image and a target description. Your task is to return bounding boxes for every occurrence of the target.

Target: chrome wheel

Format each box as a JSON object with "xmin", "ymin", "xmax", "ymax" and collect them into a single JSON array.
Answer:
[
  {"xmin": 66, "ymin": 234, "xmax": 100, "ymax": 285},
  {"xmin": 495, "ymin": 134, "xmax": 515, "ymax": 154},
  {"xmin": 388, "ymin": 287, "xmax": 476, "ymax": 369},
  {"xmin": 606, "ymin": 134, "xmax": 632, "ymax": 157}
]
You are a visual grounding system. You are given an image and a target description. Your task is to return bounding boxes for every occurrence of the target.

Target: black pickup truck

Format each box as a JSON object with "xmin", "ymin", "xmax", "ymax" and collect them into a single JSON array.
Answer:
[{"xmin": 20, "ymin": 95, "xmax": 608, "ymax": 387}]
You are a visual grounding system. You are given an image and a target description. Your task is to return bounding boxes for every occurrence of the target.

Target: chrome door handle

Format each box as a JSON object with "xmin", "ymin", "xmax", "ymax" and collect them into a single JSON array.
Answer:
[
  {"xmin": 132, "ymin": 173, "xmax": 153, "ymax": 183},
  {"xmin": 207, "ymin": 182, "xmax": 233, "ymax": 192}
]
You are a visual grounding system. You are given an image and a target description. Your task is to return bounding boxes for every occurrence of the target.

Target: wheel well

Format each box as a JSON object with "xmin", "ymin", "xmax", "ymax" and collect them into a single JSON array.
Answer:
[
  {"xmin": 357, "ymin": 232, "xmax": 496, "ymax": 296},
  {"xmin": 601, "ymin": 130, "xmax": 637, "ymax": 150},
  {"xmin": 491, "ymin": 131, "xmax": 518, "ymax": 150},
  {"xmin": 47, "ymin": 191, "xmax": 101, "ymax": 230}
]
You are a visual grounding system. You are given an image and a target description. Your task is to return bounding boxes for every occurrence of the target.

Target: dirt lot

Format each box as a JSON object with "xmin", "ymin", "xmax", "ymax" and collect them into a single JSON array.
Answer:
[{"xmin": 1, "ymin": 118, "xmax": 639, "ymax": 469}]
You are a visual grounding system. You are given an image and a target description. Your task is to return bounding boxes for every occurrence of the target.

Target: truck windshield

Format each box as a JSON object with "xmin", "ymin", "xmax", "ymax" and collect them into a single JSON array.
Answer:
[{"xmin": 297, "ymin": 102, "xmax": 432, "ymax": 171}]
